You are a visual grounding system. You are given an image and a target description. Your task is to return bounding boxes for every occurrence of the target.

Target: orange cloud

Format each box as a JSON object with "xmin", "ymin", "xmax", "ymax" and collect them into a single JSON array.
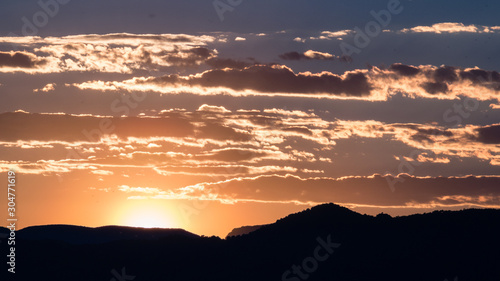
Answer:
[{"xmin": 401, "ymin": 22, "xmax": 489, "ymax": 34}]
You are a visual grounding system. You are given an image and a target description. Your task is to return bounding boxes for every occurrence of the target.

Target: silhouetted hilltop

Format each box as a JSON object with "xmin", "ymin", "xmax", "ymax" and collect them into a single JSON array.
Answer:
[
  {"xmin": 3, "ymin": 203, "xmax": 500, "ymax": 281},
  {"xmin": 226, "ymin": 224, "xmax": 267, "ymax": 238},
  {"xmin": 16, "ymin": 224, "xmax": 198, "ymax": 244}
]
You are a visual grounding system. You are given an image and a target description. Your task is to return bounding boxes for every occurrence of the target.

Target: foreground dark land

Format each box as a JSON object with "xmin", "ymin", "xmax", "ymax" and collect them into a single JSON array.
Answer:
[{"xmin": 1, "ymin": 203, "xmax": 499, "ymax": 281}]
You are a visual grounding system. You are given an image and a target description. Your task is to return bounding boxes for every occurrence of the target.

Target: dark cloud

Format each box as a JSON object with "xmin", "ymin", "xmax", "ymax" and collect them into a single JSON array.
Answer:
[
  {"xmin": 416, "ymin": 128, "xmax": 453, "ymax": 137},
  {"xmin": 205, "ymin": 174, "xmax": 500, "ymax": 207},
  {"xmin": 476, "ymin": 124, "xmax": 500, "ymax": 144},
  {"xmin": 145, "ymin": 65, "xmax": 372, "ymax": 96},
  {"xmin": 0, "ymin": 112, "xmax": 254, "ymax": 142},
  {"xmin": 279, "ymin": 51, "xmax": 307, "ymax": 60},
  {"xmin": 248, "ymin": 116, "xmax": 282, "ymax": 127},
  {"xmin": 433, "ymin": 66, "xmax": 458, "ymax": 83},
  {"xmin": 389, "ymin": 63, "xmax": 420, "ymax": 77},
  {"xmin": 460, "ymin": 68, "xmax": 500, "ymax": 84},
  {"xmin": 77, "ymin": 33, "xmax": 198, "ymax": 43},
  {"xmin": 421, "ymin": 81, "xmax": 449, "ymax": 94},
  {"xmin": 189, "ymin": 47, "xmax": 212, "ymax": 59},
  {"xmin": 386, "ymin": 64, "xmax": 500, "ymax": 95},
  {"xmin": 282, "ymin": 127, "xmax": 313, "ymax": 136},
  {"xmin": 394, "ymin": 124, "xmax": 454, "ymax": 143},
  {"xmin": 0, "ymin": 51, "xmax": 46, "ymax": 68}
]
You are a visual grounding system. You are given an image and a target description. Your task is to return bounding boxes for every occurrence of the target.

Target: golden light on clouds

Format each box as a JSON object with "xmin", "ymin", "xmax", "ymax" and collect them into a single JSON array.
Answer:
[{"xmin": 1, "ymin": 20, "xmax": 500, "ymax": 239}]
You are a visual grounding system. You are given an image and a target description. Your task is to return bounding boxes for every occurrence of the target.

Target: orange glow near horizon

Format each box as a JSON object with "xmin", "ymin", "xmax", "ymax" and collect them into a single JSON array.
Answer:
[{"xmin": 116, "ymin": 200, "xmax": 180, "ymax": 229}]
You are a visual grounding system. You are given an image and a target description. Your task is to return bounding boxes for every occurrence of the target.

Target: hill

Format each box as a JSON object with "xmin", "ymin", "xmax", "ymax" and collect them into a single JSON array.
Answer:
[
  {"xmin": 2, "ymin": 203, "xmax": 499, "ymax": 281},
  {"xmin": 226, "ymin": 224, "xmax": 267, "ymax": 238},
  {"xmin": 15, "ymin": 224, "xmax": 198, "ymax": 244}
]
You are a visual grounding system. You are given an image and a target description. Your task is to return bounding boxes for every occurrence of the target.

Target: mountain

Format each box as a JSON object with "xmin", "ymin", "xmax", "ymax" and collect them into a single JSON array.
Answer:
[
  {"xmin": 0, "ymin": 227, "xmax": 8, "ymax": 241},
  {"xmin": 226, "ymin": 224, "xmax": 267, "ymax": 238},
  {"xmin": 14, "ymin": 225, "xmax": 198, "ymax": 244},
  {"xmin": 2, "ymin": 203, "xmax": 500, "ymax": 281}
]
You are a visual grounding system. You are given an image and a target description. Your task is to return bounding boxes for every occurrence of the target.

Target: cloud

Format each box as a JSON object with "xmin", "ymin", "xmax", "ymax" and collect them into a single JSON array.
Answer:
[
  {"xmin": 91, "ymin": 170, "xmax": 114, "ymax": 175},
  {"xmin": 0, "ymin": 111, "xmax": 194, "ymax": 142},
  {"xmin": 202, "ymin": 148, "xmax": 267, "ymax": 162},
  {"xmin": 293, "ymin": 37, "xmax": 306, "ymax": 43},
  {"xmin": 71, "ymin": 63, "xmax": 500, "ymax": 101},
  {"xmin": 389, "ymin": 63, "xmax": 420, "ymax": 77},
  {"xmin": 316, "ymin": 22, "xmax": 500, "ymax": 38},
  {"xmin": 281, "ymin": 127, "xmax": 313, "ymax": 136},
  {"xmin": 400, "ymin": 22, "xmax": 491, "ymax": 34},
  {"xmin": 0, "ymin": 33, "xmax": 218, "ymax": 73},
  {"xmin": 420, "ymin": 81, "xmax": 449, "ymax": 95},
  {"xmin": 279, "ymin": 50, "xmax": 337, "ymax": 61},
  {"xmin": 2, "ymin": 108, "xmax": 499, "ymax": 179},
  {"xmin": 132, "ymin": 174, "xmax": 500, "ymax": 209},
  {"xmin": 0, "ymin": 51, "xmax": 47, "ymax": 70},
  {"xmin": 369, "ymin": 64, "xmax": 500, "ymax": 100},
  {"xmin": 118, "ymin": 185, "xmax": 162, "ymax": 194},
  {"xmin": 476, "ymin": 124, "xmax": 500, "ymax": 144},
  {"xmin": 34, "ymin": 83, "xmax": 56, "ymax": 93},
  {"xmin": 102, "ymin": 64, "xmax": 372, "ymax": 97},
  {"xmin": 309, "ymin": 30, "xmax": 353, "ymax": 40},
  {"xmin": 460, "ymin": 68, "xmax": 500, "ymax": 85},
  {"xmin": 40, "ymin": 33, "xmax": 215, "ymax": 45},
  {"xmin": 197, "ymin": 104, "xmax": 231, "ymax": 113}
]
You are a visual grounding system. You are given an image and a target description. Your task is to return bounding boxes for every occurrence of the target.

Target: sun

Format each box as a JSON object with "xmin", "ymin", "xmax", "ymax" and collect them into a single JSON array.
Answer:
[{"xmin": 119, "ymin": 202, "xmax": 177, "ymax": 229}]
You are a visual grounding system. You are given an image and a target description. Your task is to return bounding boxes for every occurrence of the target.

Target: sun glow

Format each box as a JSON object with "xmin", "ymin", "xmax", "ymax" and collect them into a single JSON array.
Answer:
[{"xmin": 119, "ymin": 202, "xmax": 178, "ymax": 229}]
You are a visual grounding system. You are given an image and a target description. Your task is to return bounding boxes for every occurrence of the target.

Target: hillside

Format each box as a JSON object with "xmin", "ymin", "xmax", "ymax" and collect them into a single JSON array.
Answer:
[{"xmin": 2, "ymin": 203, "xmax": 499, "ymax": 281}]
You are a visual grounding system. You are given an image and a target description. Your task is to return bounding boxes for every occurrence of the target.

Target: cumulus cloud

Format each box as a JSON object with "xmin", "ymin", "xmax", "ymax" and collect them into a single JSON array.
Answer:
[{"xmin": 0, "ymin": 33, "xmax": 218, "ymax": 73}]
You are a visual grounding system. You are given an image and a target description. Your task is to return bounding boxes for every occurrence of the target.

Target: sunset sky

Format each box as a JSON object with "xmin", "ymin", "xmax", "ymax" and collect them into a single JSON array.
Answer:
[{"xmin": 1, "ymin": 0, "xmax": 499, "ymax": 237}]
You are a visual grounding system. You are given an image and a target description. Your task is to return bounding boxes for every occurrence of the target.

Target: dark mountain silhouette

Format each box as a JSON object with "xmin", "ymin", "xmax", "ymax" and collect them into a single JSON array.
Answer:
[
  {"xmin": 11, "ymin": 225, "xmax": 198, "ymax": 244},
  {"xmin": 2, "ymin": 203, "xmax": 499, "ymax": 281},
  {"xmin": 0, "ymin": 227, "xmax": 8, "ymax": 236},
  {"xmin": 226, "ymin": 224, "xmax": 268, "ymax": 238}
]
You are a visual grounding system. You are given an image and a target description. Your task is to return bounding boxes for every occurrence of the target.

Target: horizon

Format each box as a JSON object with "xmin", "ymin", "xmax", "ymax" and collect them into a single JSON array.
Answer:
[
  {"xmin": 4, "ymin": 201, "xmax": 497, "ymax": 238},
  {"xmin": 5, "ymin": 203, "xmax": 495, "ymax": 238}
]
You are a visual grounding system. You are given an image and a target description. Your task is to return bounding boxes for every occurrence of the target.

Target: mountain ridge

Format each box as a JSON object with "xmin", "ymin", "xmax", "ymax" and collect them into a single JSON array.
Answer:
[{"xmin": 2, "ymin": 203, "xmax": 500, "ymax": 281}]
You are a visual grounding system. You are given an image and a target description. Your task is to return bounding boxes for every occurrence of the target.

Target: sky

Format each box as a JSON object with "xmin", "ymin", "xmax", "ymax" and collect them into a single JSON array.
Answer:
[{"xmin": 1, "ymin": 0, "xmax": 499, "ymax": 237}]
